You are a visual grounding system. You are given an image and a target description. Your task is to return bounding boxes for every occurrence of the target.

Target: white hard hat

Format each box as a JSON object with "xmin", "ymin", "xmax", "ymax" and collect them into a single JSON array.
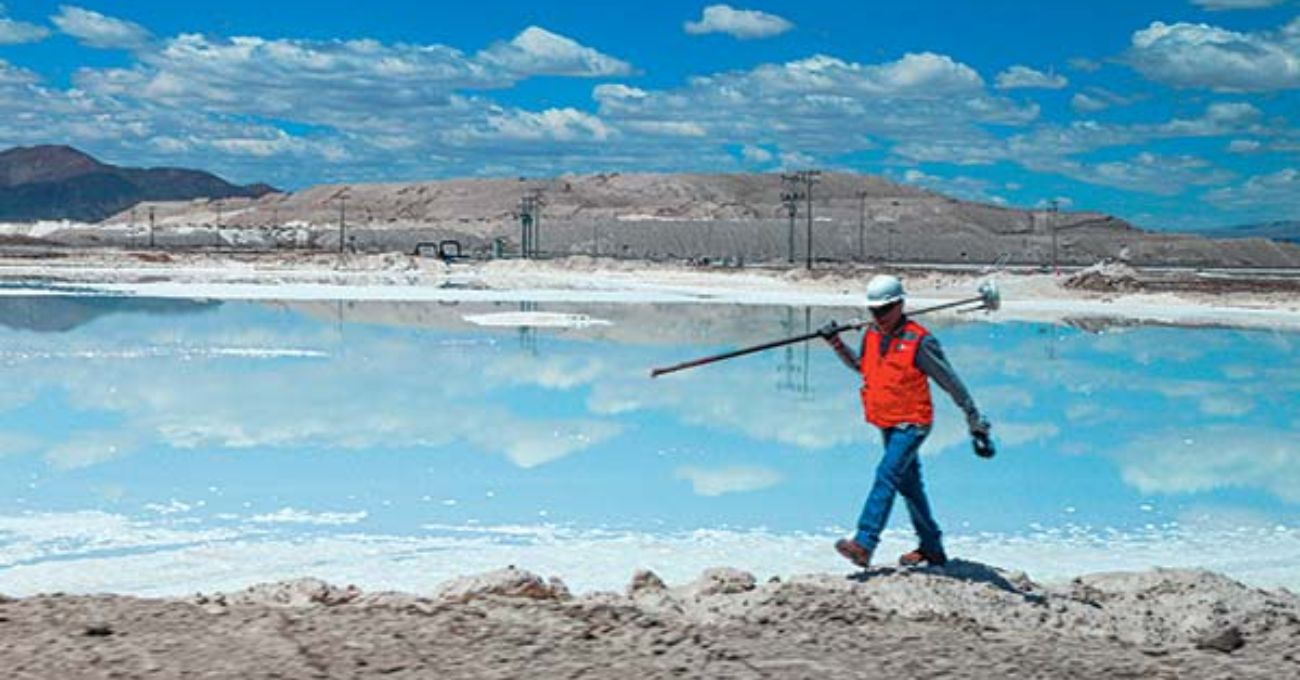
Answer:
[{"xmin": 865, "ymin": 274, "xmax": 905, "ymax": 308}]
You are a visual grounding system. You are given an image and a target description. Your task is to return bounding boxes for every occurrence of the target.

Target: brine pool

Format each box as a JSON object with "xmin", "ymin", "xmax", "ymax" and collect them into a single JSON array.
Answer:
[{"xmin": 0, "ymin": 294, "xmax": 1296, "ymax": 595}]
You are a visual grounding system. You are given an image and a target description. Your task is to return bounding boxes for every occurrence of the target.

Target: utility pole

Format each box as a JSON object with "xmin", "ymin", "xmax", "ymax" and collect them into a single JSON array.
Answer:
[
  {"xmin": 338, "ymin": 194, "xmax": 347, "ymax": 254},
  {"xmin": 148, "ymin": 206, "xmax": 156, "ymax": 249},
  {"xmin": 780, "ymin": 174, "xmax": 803, "ymax": 264},
  {"xmin": 792, "ymin": 170, "xmax": 821, "ymax": 270},
  {"xmin": 857, "ymin": 189, "xmax": 868, "ymax": 262},
  {"xmin": 533, "ymin": 192, "xmax": 543, "ymax": 257},
  {"xmin": 518, "ymin": 191, "xmax": 544, "ymax": 258},
  {"xmin": 1048, "ymin": 198, "xmax": 1059, "ymax": 276}
]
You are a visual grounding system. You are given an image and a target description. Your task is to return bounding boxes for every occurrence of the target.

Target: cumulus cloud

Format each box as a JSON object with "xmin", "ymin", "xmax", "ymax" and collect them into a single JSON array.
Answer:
[
  {"xmin": 449, "ymin": 107, "xmax": 614, "ymax": 144},
  {"xmin": 1203, "ymin": 167, "xmax": 1300, "ymax": 214},
  {"xmin": 1, "ymin": 18, "xmax": 645, "ymax": 184},
  {"xmin": 1071, "ymin": 93, "xmax": 1109, "ymax": 113},
  {"xmin": 1068, "ymin": 57, "xmax": 1102, "ymax": 72},
  {"xmin": 995, "ymin": 65, "xmax": 1067, "ymax": 90},
  {"xmin": 51, "ymin": 5, "xmax": 151, "ymax": 50},
  {"xmin": 477, "ymin": 26, "xmax": 632, "ymax": 77},
  {"xmin": 898, "ymin": 168, "xmax": 1006, "ymax": 205},
  {"xmin": 1069, "ymin": 88, "xmax": 1138, "ymax": 113},
  {"xmin": 684, "ymin": 4, "xmax": 793, "ymax": 40},
  {"xmin": 1127, "ymin": 18, "xmax": 1300, "ymax": 91},
  {"xmin": 675, "ymin": 465, "xmax": 782, "ymax": 496},
  {"xmin": 741, "ymin": 144, "xmax": 773, "ymax": 163},
  {"xmin": 1049, "ymin": 152, "xmax": 1231, "ymax": 196},
  {"xmin": 1227, "ymin": 138, "xmax": 1262, "ymax": 152},
  {"xmin": 591, "ymin": 51, "xmax": 1029, "ymax": 166},
  {"xmin": 0, "ymin": 5, "xmax": 49, "ymax": 44},
  {"xmin": 896, "ymin": 101, "xmax": 1263, "ymax": 195}
]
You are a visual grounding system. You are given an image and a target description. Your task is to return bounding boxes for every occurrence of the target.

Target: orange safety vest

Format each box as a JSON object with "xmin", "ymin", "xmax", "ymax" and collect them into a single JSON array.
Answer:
[{"xmin": 859, "ymin": 319, "xmax": 934, "ymax": 428}]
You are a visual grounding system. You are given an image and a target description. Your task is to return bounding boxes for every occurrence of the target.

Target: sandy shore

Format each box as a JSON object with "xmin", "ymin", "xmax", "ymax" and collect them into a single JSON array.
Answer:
[
  {"xmin": 1, "ymin": 250, "xmax": 1299, "ymax": 330},
  {"xmin": 2, "ymin": 563, "xmax": 1297, "ymax": 679}
]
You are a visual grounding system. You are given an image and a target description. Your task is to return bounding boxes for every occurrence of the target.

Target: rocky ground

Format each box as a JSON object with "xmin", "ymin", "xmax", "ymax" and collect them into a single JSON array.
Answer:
[
  {"xmin": 1, "ymin": 563, "xmax": 1296, "ymax": 679},
  {"xmin": 3, "ymin": 170, "xmax": 1296, "ymax": 267}
]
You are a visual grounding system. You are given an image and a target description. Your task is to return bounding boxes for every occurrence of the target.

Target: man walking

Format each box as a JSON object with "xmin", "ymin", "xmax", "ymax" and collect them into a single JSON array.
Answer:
[{"xmin": 820, "ymin": 274, "xmax": 990, "ymax": 568}]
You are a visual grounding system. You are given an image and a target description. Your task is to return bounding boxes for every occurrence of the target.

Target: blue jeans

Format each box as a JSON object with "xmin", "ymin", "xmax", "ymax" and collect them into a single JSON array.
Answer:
[{"xmin": 854, "ymin": 425, "xmax": 944, "ymax": 555}]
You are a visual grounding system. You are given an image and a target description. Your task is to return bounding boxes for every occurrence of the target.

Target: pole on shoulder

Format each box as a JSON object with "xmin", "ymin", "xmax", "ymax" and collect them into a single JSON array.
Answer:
[
  {"xmin": 648, "ymin": 280, "xmax": 1000, "ymax": 379},
  {"xmin": 649, "ymin": 321, "xmax": 861, "ymax": 378}
]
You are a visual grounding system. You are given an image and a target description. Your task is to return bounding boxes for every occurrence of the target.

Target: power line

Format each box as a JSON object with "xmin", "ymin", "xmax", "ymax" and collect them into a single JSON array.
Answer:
[
  {"xmin": 517, "ymin": 190, "xmax": 545, "ymax": 258},
  {"xmin": 781, "ymin": 170, "xmax": 821, "ymax": 269},
  {"xmin": 780, "ymin": 174, "xmax": 803, "ymax": 264}
]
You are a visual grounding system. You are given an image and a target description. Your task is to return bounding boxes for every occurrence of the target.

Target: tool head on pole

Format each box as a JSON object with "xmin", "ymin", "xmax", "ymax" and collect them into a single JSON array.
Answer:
[
  {"xmin": 865, "ymin": 274, "xmax": 905, "ymax": 308},
  {"xmin": 978, "ymin": 280, "xmax": 1001, "ymax": 312}
]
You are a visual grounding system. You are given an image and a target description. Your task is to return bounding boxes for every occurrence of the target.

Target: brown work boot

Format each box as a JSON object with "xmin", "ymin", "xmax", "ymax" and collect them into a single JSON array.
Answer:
[
  {"xmin": 898, "ymin": 547, "xmax": 948, "ymax": 567},
  {"xmin": 835, "ymin": 538, "xmax": 871, "ymax": 568}
]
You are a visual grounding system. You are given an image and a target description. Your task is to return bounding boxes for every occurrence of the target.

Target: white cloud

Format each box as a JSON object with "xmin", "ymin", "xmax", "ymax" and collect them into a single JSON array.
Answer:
[
  {"xmin": 675, "ymin": 465, "xmax": 782, "ymax": 496},
  {"xmin": 896, "ymin": 101, "xmax": 1263, "ymax": 196},
  {"xmin": 684, "ymin": 4, "xmax": 793, "ymax": 40},
  {"xmin": 897, "ymin": 168, "xmax": 1006, "ymax": 205},
  {"xmin": 477, "ymin": 26, "xmax": 632, "ymax": 77},
  {"xmin": 51, "ymin": 5, "xmax": 151, "ymax": 50},
  {"xmin": 0, "ymin": 6, "xmax": 48, "ymax": 44},
  {"xmin": 1068, "ymin": 57, "xmax": 1102, "ymax": 72},
  {"xmin": 1190, "ymin": 0, "xmax": 1288, "ymax": 10},
  {"xmin": 449, "ymin": 107, "xmax": 614, "ymax": 144},
  {"xmin": 995, "ymin": 65, "xmax": 1068, "ymax": 90},
  {"xmin": 620, "ymin": 120, "xmax": 708, "ymax": 137},
  {"xmin": 1203, "ymin": 167, "xmax": 1300, "ymax": 213},
  {"xmin": 590, "ymin": 51, "xmax": 1029, "ymax": 167},
  {"xmin": 1227, "ymin": 138, "xmax": 1262, "ymax": 152},
  {"xmin": 0, "ymin": 58, "xmax": 38, "ymax": 86},
  {"xmin": 1057, "ymin": 152, "xmax": 1229, "ymax": 196},
  {"xmin": 741, "ymin": 144, "xmax": 773, "ymax": 163},
  {"xmin": 1127, "ymin": 18, "xmax": 1300, "ymax": 91},
  {"xmin": 1071, "ymin": 93, "xmax": 1109, "ymax": 113}
]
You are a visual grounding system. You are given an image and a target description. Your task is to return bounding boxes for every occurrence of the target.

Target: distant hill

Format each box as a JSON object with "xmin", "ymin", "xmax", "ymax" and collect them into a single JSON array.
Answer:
[
  {"xmin": 1200, "ymin": 221, "xmax": 1300, "ymax": 245},
  {"xmin": 0, "ymin": 145, "xmax": 277, "ymax": 223}
]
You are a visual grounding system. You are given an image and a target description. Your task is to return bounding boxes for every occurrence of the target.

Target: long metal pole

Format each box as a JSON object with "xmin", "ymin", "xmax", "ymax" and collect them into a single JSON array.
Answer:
[{"xmin": 650, "ymin": 291, "xmax": 992, "ymax": 378}]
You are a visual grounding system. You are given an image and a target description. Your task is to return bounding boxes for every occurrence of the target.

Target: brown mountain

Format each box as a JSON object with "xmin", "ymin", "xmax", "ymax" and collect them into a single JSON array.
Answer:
[{"xmin": 0, "ymin": 145, "xmax": 277, "ymax": 223}]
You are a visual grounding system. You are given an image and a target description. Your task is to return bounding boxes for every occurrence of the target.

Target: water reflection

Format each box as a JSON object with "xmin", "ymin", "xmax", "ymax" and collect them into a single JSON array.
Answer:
[
  {"xmin": 0, "ymin": 296, "xmax": 219, "ymax": 332},
  {"xmin": 0, "ymin": 295, "xmax": 1296, "ymax": 594}
]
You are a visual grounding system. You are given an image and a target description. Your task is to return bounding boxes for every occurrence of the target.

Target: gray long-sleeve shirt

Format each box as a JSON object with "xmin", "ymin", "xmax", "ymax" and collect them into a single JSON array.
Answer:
[{"xmin": 826, "ymin": 319, "xmax": 980, "ymax": 426}]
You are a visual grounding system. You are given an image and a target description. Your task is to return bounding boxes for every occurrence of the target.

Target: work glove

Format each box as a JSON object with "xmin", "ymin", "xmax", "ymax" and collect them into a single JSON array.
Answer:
[
  {"xmin": 817, "ymin": 320, "xmax": 845, "ymax": 339},
  {"xmin": 968, "ymin": 413, "xmax": 995, "ymax": 459}
]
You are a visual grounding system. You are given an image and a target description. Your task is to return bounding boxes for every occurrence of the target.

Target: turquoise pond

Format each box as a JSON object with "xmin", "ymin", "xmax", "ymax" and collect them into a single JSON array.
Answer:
[{"xmin": 0, "ymin": 295, "xmax": 1296, "ymax": 595}]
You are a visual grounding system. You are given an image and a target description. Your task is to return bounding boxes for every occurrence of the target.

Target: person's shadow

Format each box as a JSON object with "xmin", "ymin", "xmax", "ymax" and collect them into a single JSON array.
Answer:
[{"xmin": 847, "ymin": 558, "xmax": 1046, "ymax": 605}]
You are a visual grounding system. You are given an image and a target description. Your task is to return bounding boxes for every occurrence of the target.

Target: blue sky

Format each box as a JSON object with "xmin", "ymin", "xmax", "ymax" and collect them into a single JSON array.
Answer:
[{"xmin": 3, "ymin": 1, "xmax": 1300, "ymax": 229}]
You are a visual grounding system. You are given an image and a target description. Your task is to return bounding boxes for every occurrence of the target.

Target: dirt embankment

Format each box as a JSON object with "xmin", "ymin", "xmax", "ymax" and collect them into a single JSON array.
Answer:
[
  {"xmin": 2, "ymin": 564, "xmax": 1297, "ymax": 679},
  {"xmin": 15, "ymin": 170, "xmax": 1296, "ymax": 268}
]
